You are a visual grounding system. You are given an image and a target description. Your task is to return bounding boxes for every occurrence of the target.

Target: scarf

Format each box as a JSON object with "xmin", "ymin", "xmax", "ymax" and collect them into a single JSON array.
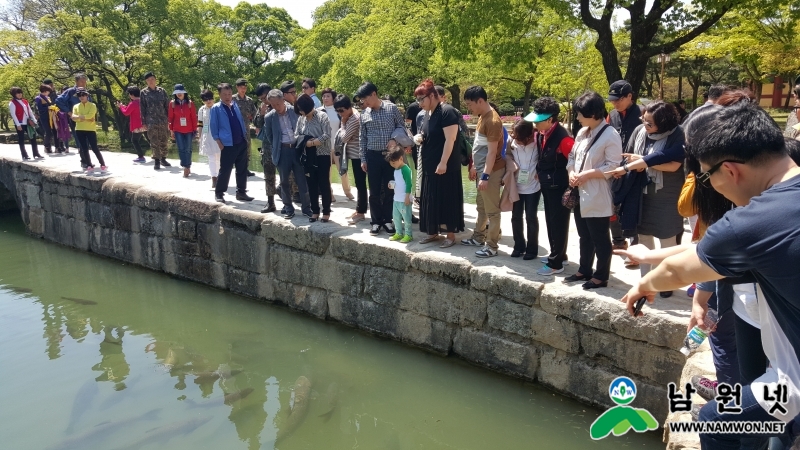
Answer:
[{"xmin": 633, "ymin": 127, "xmax": 675, "ymax": 193}]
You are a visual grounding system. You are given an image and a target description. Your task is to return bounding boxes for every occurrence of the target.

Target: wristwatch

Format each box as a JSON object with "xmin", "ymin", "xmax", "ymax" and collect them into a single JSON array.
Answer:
[
  {"xmin": 623, "ymin": 164, "xmax": 630, "ymax": 173},
  {"xmin": 480, "ymin": 173, "xmax": 490, "ymax": 181}
]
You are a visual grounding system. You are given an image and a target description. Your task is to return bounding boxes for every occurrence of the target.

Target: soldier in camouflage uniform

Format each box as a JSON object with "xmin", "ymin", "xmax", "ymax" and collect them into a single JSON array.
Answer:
[
  {"xmin": 233, "ymin": 79, "xmax": 257, "ymax": 177},
  {"xmin": 140, "ymin": 72, "xmax": 172, "ymax": 170},
  {"xmin": 253, "ymin": 83, "xmax": 278, "ymax": 213}
]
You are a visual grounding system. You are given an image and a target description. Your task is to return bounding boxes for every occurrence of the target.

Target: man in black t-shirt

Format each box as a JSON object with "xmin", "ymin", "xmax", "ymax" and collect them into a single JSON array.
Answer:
[{"xmin": 622, "ymin": 102, "xmax": 800, "ymax": 449}]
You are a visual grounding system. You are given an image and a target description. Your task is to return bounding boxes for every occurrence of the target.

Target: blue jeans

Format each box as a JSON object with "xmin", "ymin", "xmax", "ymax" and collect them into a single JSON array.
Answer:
[
  {"xmin": 175, "ymin": 132, "xmax": 193, "ymax": 167},
  {"xmin": 699, "ymin": 384, "xmax": 794, "ymax": 449},
  {"xmin": 392, "ymin": 200, "xmax": 412, "ymax": 237}
]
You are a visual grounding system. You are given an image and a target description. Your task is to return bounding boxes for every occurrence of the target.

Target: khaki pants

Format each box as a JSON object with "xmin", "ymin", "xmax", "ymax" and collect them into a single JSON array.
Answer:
[{"xmin": 471, "ymin": 169, "xmax": 503, "ymax": 250}]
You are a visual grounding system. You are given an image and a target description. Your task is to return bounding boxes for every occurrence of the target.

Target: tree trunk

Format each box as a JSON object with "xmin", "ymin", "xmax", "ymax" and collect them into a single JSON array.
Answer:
[
  {"xmin": 691, "ymin": 85, "xmax": 699, "ymax": 109},
  {"xmin": 678, "ymin": 74, "xmax": 683, "ymax": 100},
  {"xmin": 753, "ymin": 80, "xmax": 763, "ymax": 104},
  {"xmin": 522, "ymin": 78, "xmax": 533, "ymax": 113},
  {"xmin": 96, "ymin": 94, "xmax": 110, "ymax": 133},
  {"xmin": 447, "ymin": 84, "xmax": 461, "ymax": 111}
]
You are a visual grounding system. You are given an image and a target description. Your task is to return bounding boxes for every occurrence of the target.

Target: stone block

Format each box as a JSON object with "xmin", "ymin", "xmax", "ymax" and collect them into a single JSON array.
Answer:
[
  {"xmin": 137, "ymin": 209, "xmax": 168, "ymax": 237},
  {"xmin": 539, "ymin": 286, "xmax": 685, "ymax": 350},
  {"xmin": 400, "ymin": 273, "xmax": 487, "ymax": 327},
  {"xmin": 223, "ymin": 227, "xmax": 268, "ymax": 273},
  {"xmin": 196, "ymin": 222, "xmax": 222, "ymax": 260},
  {"xmin": 409, "ymin": 252, "xmax": 472, "ymax": 285},
  {"xmin": 580, "ymin": 327, "xmax": 685, "ymax": 386},
  {"xmin": 228, "ymin": 267, "xmax": 260, "ymax": 298},
  {"xmin": 133, "ymin": 186, "xmax": 177, "ymax": 212},
  {"xmin": 44, "ymin": 213, "xmax": 73, "ymax": 247},
  {"xmin": 329, "ymin": 233, "xmax": 410, "ymax": 271},
  {"xmin": 100, "ymin": 179, "xmax": 140, "ymax": 205},
  {"xmin": 87, "ymin": 201, "xmax": 113, "ymax": 227},
  {"xmin": 272, "ymin": 245, "xmax": 364, "ymax": 297},
  {"xmin": 530, "ymin": 309, "xmax": 580, "ymax": 354},
  {"xmin": 25, "ymin": 207, "xmax": 44, "ymax": 236},
  {"xmin": 452, "ymin": 328, "xmax": 538, "ymax": 380},
  {"xmin": 111, "ymin": 204, "xmax": 132, "ymax": 232},
  {"xmin": 395, "ymin": 310, "xmax": 454, "ymax": 354},
  {"xmin": 25, "ymin": 183, "xmax": 41, "ymax": 209},
  {"xmin": 487, "ymin": 298, "xmax": 533, "ymax": 339},
  {"xmin": 164, "ymin": 252, "xmax": 227, "ymax": 289},
  {"xmin": 70, "ymin": 198, "xmax": 88, "ymax": 222},
  {"xmin": 68, "ymin": 172, "xmax": 106, "ymax": 192},
  {"xmin": 90, "ymin": 226, "xmax": 134, "ymax": 262},
  {"xmin": 261, "ymin": 215, "xmax": 334, "ymax": 255},
  {"xmin": 286, "ymin": 284, "xmax": 329, "ymax": 319},
  {"xmin": 362, "ymin": 266, "xmax": 404, "ymax": 306},
  {"xmin": 219, "ymin": 208, "xmax": 265, "ymax": 233},
  {"xmin": 177, "ymin": 219, "xmax": 197, "ymax": 242},
  {"xmin": 538, "ymin": 346, "xmax": 669, "ymax": 425},
  {"xmin": 470, "ymin": 266, "xmax": 544, "ymax": 306},
  {"xmin": 130, "ymin": 233, "xmax": 161, "ymax": 270},
  {"xmin": 163, "ymin": 237, "xmax": 199, "ymax": 256},
  {"xmin": 168, "ymin": 196, "xmax": 220, "ymax": 223}
]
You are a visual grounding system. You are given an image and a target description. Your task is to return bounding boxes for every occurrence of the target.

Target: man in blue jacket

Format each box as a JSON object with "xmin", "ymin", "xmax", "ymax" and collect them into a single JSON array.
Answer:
[
  {"xmin": 262, "ymin": 89, "xmax": 311, "ymax": 219},
  {"xmin": 210, "ymin": 83, "xmax": 253, "ymax": 204}
]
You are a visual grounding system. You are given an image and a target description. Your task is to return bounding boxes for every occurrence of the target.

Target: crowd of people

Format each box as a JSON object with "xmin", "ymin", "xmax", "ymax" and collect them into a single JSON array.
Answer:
[{"xmin": 7, "ymin": 69, "xmax": 800, "ymax": 446}]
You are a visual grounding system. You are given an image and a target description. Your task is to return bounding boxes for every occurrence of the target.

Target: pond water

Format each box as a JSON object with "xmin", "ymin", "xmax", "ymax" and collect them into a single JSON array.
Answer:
[{"xmin": 0, "ymin": 212, "xmax": 660, "ymax": 449}]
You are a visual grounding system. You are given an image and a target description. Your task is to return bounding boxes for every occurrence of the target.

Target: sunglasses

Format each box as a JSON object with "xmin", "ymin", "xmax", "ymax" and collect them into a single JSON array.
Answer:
[
  {"xmin": 355, "ymin": 98, "xmax": 364, "ymax": 105},
  {"xmin": 696, "ymin": 160, "xmax": 745, "ymax": 187},
  {"xmin": 335, "ymin": 108, "xmax": 346, "ymax": 113},
  {"xmin": 302, "ymin": 85, "xmax": 310, "ymax": 90}
]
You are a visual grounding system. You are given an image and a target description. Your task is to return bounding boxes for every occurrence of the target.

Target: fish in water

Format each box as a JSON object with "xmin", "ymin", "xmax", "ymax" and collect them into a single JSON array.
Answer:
[
  {"xmin": 5, "ymin": 285, "xmax": 32, "ymax": 294},
  {"xmin": 318, "ymin": 382, "xmax": 339, "ymax": 423},
  {"xmin": 65, "ymin": 379, "xmax": 99, "ymax": 434},
  {"xmin": 47, "ymin": 408, "xmax": 160, "ymax": 450},
  {"xmin": 112, "ymin": 415, "xmax": 212, "ymax": 450},
  {"xmin": 275, "ymin": 376, "xmax": 312, "ymax": 444},
  {"xmin": 224, "ymin": 387, "xmax": 254, "ymax": 405},
  {"xmin": 193, "ymin": 369, "xmax": 242, "ymax": 385},
  {"xmin": 61, "ymin": 296, "xmax": 98, "ymax": 306}
]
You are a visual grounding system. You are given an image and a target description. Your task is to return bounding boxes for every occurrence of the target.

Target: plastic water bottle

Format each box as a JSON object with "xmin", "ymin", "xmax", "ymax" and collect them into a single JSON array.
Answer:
[{"xmin": 679, "ymin": 309, "xmax": 719, "ymax": 357}]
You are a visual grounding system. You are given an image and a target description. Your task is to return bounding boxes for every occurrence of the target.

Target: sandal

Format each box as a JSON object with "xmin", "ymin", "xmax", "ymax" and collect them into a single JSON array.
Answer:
[
  {"xmin": 321, "ymin": 215, "xmax": 330, "ymax": 223},
  {"xmin": 439, "ymin": 239, "xmax": 455, "ymax": 248},
  {"xmin": 419, "ymin": 235, "xmax": 441, "ymax": 244},
  {"xmin": 564, "ymin": 273, "xmax": 591, "ymax": 282}
]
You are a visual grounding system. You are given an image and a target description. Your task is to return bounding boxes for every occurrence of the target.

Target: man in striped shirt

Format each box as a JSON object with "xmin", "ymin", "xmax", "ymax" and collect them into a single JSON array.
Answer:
[{"xmin": 356, "ymin": 82, "xmax": 406, "ymax": 235}]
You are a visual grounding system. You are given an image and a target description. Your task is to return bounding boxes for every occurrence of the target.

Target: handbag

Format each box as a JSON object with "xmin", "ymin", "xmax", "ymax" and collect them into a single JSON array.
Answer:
[{"xmin": 561, "ymin": 124, "xmax": 609, "ymax": 209}]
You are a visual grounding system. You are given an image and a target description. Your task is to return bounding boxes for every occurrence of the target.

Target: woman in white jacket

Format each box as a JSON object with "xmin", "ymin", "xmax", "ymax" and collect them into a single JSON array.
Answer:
[
  {"xmin": 564, "ymin": 91, "xmax": 622, "ymax": 289},
  {"xmin": 196, "ymin": 90, "xmax": 220, "ymax": 188},
  {"xmin": 8, "ymin": 86, "xmax": 42, "ymax": 160}
]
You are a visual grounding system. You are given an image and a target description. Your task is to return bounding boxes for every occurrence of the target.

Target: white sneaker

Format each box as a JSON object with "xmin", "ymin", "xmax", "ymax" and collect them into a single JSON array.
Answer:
[
  {"xmin": 537, "ymin": 265, "xmax": 565, "ymax": 276},
  {"xmin": 475, "ymin": 246, "xmax": 497, "ymax": 258}
]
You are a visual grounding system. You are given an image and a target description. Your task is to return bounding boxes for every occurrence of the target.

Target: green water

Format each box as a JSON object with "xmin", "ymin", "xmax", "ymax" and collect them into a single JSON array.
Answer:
[{"xmin": 0, "ymin": 212, "xmax": 661, "ymax": 449}]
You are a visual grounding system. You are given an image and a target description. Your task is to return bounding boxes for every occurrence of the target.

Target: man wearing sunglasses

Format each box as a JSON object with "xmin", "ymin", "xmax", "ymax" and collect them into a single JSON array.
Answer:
[
  {"xmin": 302, "ymin": 78, "xmax": 322, "ymax": 108},
  {"xmin": 621, "ymin": 102, "xmax": 800, "ymax": 449}
]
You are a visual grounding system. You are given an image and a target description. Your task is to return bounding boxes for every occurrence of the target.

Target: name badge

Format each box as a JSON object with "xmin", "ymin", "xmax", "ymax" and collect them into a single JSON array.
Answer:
[
  {"xmin": 517, "ymin": 169, "xmax": 531, "ymax": 184},
  {"xmin": 180, "ymin": 117, "xmax": 187, "ymax": 127}
]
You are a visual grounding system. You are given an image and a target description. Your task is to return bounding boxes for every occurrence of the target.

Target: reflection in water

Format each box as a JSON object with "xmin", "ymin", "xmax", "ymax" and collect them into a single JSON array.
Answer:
[{"xmin": 0, "ymin": 213, "xmax": 662, "ymax": 450}]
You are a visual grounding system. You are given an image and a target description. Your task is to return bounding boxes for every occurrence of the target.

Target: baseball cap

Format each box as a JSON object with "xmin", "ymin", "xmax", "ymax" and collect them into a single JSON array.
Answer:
[{"xmin": 608, "ymin": 80, "xmax": 633, "ymax": 101}]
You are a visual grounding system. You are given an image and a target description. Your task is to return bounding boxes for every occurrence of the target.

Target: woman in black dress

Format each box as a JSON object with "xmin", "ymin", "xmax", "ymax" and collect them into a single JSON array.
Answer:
[{"xmin": 415, "ymin": 79, "xmax": 464, "ymax": 247}]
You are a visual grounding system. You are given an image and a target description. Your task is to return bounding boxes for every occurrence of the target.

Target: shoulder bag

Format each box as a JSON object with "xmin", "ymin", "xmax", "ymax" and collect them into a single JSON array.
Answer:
[{"xmin": 561, "ymin": 124, "xmax": 609, "ymax": 209}]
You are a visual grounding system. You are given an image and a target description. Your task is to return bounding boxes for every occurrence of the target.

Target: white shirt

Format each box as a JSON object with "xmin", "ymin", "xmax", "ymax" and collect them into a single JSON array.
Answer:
[
  {"xmin": 566, "ymin": 125, "xmax": 622, "ymax": 217},
  {"xmin": 511, "ymin": 140, "xmax": 540, "ymax": 195},
  {"xmin": 732, "ymin": 283, "xmax": 760, "ymax": 329},
  {"xmin": 321, "ymin": 106, "xmax": 340, "ymax": 152}
]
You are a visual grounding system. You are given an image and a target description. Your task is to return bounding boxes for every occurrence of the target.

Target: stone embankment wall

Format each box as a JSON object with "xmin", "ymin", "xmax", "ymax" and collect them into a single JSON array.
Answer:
[{"xmin": 0, "ymin": 159, "xmax": 688, "ymax": 425}]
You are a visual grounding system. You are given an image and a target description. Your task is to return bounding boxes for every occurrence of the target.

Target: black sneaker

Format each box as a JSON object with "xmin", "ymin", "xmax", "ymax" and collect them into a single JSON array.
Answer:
[
  {"xmin": 247, "ymin": 171, "xmax": 256, "ymax": 177},
  {"xmin": 154, "ymin": 159, "xmax": 161, "ymax": 170},
  {"xmin": 383, "ymin": 223, "xmax": 396, "ymax": 234},
  {"xmin": 236, "ymin": 192, "xmax": 254, "ymax": 201},
  {"xmin": 370, "ymin": 224, "xmax": 381, "ymax": 235},
  {"xmin": 215, "ymin": 195, "xmax": 226, "ymax": 204},
  {"xmin": 283, "ymin": 211, "xmax": 295, "ymax": 219},
  {"xmin": 160, "ymin": 158, "xmax": 171, "ymax": 167}
]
